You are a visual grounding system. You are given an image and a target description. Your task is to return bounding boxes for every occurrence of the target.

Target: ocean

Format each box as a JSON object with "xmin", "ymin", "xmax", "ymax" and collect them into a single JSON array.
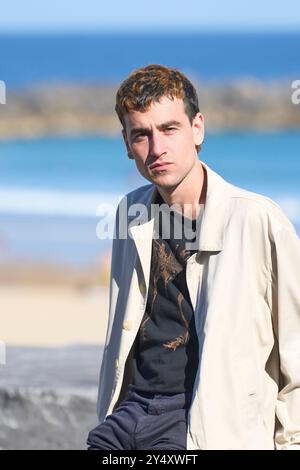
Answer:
[
  {"xmin": 1, "ymin": 33, "xmax": 299, "ymax": 266},
  {"xmin": 1, "ymin": 33, "xmax": 300, "ymax": 88},
  {"xmin": 0, "ymin": 132, "xmax": 299, "ymax": 268}
]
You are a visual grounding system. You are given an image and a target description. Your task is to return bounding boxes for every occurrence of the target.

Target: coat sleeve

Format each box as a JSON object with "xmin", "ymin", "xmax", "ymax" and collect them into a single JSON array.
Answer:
[{"xmin": 270, "ymin": 224, "xmax": 300, "ymax": 450}]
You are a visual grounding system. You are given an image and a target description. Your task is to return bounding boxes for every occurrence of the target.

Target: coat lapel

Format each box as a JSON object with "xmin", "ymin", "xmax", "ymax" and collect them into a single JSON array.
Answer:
[{"xmin": 128, "ymin": 185, "xmax": 157, "ymax": 291}]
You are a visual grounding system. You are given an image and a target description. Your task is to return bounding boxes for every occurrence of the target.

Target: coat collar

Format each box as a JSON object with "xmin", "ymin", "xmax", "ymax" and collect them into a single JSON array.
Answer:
[
  {"xmin": 196, "ymin": 160, "xmax": 231, "ymax": 252},
  {"xmin": 129, "ymin": 160, "xmax": 230, "ymax": 251},
  {"xmin": 128, "ymin": 161, "xmax": 231, "ymax": 283}
]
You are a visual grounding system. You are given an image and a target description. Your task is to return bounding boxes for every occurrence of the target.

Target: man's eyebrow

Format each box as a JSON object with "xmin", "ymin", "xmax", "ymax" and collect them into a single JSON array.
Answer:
[
  {"xmin": 130, "ymin": 120, "xmax": 182, "ymax": 137},
  {"xmin": 158, "ymin": 120, "xmax": 182, "ymax": 129}
]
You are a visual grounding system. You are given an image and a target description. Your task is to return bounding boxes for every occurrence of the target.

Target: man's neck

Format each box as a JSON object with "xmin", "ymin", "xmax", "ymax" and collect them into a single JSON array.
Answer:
[{"xmin": 156, "ymin": 160, "xmax": 207, "ymax": 220}]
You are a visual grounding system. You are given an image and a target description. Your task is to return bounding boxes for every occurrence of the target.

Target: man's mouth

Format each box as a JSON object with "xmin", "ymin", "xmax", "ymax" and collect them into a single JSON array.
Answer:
[{"xmin": 150, "ymin": 162, "xmax": 173, "ymax": 170}]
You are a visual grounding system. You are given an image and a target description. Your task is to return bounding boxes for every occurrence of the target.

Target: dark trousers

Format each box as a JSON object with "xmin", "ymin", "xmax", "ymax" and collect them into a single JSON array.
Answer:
[{"xmin": 87, "ymin": 385, "xmax": 192, "ymax": 450}]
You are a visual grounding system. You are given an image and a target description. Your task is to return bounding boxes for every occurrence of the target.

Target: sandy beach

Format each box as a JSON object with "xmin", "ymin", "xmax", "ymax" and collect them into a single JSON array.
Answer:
[{"xmin": 0, "ymin": 281, "xmax": 109, "ymax": 347}]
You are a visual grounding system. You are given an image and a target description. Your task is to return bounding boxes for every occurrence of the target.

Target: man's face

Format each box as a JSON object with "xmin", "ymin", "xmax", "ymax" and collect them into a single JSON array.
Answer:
[{"xmin": 122, "ymin": 96, "xmax": 204, "ymax": 191}]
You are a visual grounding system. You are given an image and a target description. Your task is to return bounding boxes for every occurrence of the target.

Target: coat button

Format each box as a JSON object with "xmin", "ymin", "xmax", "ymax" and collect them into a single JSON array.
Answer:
[
  {"xmin": 123, "ymin": 320, "xmax": 133, "ymax": 331},
  {"xmin": 115, "ymin": 359, "xmax": 119, "ymax": 369}
]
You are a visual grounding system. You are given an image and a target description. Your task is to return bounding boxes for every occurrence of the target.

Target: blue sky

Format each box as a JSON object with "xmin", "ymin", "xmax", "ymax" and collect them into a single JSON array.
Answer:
[{"xmin": 0, "ymin": 0, "xmax": 299, "ymax": 32}]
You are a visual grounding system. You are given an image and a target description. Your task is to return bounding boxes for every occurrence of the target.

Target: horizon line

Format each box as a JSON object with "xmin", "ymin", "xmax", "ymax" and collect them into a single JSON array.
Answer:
[{"xmin": 0, "ymin": 26, "xmax": 300, "ymax": 35}]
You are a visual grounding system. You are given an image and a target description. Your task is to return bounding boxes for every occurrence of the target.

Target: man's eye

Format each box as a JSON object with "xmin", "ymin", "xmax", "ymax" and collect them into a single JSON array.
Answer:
[
  {"xmin": 134, "ymin": 133, "xmax": 147, "ymax": 141},
  {"xmin": 165, "ymin": 127, "xmax": 176, "ymax": 131}
]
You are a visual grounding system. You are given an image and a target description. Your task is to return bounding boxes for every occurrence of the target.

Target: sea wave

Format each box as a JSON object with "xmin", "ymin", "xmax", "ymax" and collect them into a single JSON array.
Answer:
[
  {"xmin": 275, "ymin": 196, "xmax": 300, "ymax": 227},
  {"xmin": 0, "ymin": 187, "xmax": 299, "ymax": 228},
  {"xmin": 0, "ymin": 187, "xmax": 123, "ymax": 217}
]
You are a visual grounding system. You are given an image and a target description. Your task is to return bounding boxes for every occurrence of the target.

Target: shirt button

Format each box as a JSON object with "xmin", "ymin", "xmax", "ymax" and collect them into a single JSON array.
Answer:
[{"xmin": 123, "ymin": 320, "xmax": 133, "ymax": 331}]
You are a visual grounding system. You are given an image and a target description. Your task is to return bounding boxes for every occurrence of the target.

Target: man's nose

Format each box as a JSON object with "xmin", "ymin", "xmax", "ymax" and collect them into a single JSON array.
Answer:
[{"xmin": 150, "ymin": 132, "xmax": 165, "ymax": 157}]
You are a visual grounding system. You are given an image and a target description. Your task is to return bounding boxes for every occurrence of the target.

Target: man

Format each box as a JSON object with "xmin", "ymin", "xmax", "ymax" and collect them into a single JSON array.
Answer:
[{"xmin": 87, "ymin": 64, "xmax": 300, "ymax": 450}]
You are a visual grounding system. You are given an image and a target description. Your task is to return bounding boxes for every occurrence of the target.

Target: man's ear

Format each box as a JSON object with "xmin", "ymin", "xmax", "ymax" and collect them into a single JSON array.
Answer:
[
  {"xmin": 192, "ymin": 113, "xmax": 205, "ymax": 147},
  {"xmin": 122, "ymin": 129, "xmax": 134, "ymax": 160}
]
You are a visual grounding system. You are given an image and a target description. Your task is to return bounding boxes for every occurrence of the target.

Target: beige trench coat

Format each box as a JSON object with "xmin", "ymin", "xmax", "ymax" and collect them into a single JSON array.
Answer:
[{"xmin": 96, "ymin": 161, "xmax": 300, "ymax": 450}]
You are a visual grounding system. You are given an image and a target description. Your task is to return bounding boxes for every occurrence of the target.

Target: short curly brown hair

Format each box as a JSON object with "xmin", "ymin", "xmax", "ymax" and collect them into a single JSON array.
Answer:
[{"xmin": 115, "ymin": 64, "xmax": 202, "ymax": 153}]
